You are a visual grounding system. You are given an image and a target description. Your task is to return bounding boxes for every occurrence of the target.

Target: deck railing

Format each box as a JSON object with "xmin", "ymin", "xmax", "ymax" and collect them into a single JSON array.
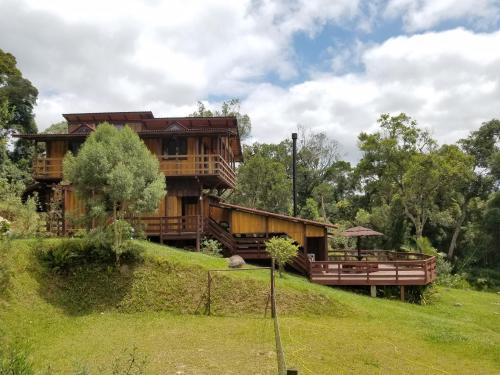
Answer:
[
  {"xmin": 140, "ymin": 215, "xmax": 203, "ymax": 236},
  {"xmin": 32, "ymin": 153, "xmax": 236, "ymax": 186},
  {"xmin": 311, "ymin": 252, "xmax": 436, "ymax": 286},
  {"xmin": 33, "ymin": 157, "xmax": 63, "ymax": 179},
  {"xmin": 159, "ymin": 154, "xmax": 235, "ymax": 187}
]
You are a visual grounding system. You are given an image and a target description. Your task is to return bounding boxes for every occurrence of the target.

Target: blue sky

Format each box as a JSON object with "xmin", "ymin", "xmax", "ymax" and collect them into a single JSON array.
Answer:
[{"xmin": 1, "ymin": 0, "xmax": 500, "ymax": 159}]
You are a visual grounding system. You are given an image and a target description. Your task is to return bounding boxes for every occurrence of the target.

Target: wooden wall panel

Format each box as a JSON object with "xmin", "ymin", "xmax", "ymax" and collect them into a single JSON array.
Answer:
[
  {"xmin": 231, "ymin": 211, "xmax": 266, "ymax": 233},
  {"xmin": 143, "ymin": 139, "xmax": 161, "ymax": 155},
  {"xmin": 268, "ymin": 218, "xmax": 304, "ymax": 245},
  {"xmin": 166, "ymin": 195, "xmax": 181, "ymax": 217},
  {"xmin": 64, "ymin": 188, "xmax": 85, "ymax": 218},
  {"xmin": 47, "ymin": 141, "xmax": 67, "ymax": 158},
  {"xmin": 306, "ymin": 225, "xmax": 324, "ymax": 237}
]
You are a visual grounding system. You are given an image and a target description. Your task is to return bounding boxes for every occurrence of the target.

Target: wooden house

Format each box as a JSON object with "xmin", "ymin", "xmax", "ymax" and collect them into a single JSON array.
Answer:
[{"xmin": 17, "ymin": 111, "xmax": 436, "ymax": 293}]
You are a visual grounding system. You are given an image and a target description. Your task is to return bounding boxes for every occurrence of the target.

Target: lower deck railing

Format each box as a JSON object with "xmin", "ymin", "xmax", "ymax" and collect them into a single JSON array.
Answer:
[
  {"xmin": 310, "ymin": 254, "xmax": 436, "ymax": 286},
  {"xmin": 140, "ymin": 215, "xmax": 203, "ymax": 237}
]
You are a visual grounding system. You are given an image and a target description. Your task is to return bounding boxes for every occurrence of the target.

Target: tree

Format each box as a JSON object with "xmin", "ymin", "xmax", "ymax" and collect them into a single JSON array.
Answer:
[
  {"xmin": 230, "ymin": 144, "xmax": 291, "ymax": 214},
  {"xmin": 265, "ymin": 236, "xmax": 299, "ymax": 277},
  {"xmin": 299, "ymin": 197, "xmax": 320, "ymax": 220},
  {"xmin": 296, "ymin": 127, "xmax": 340, "ymax": 211},
  {"xmin": 190, "ymin": 99, "xmax": 251, "ymax": 140},
  {"xmin": 63, "ymin": 123, "xmax": 166, "ymax": 242},
  {"xmin": 445, "ymin": 119, "xmax": 500, "ymax": 258},
  {"xmin": 0, "ymin": 49, "xmax": 38, "ymax": 164},
  {"xmin": 43, "ymin": 121, "xmax": 68, "ymax": 134}
]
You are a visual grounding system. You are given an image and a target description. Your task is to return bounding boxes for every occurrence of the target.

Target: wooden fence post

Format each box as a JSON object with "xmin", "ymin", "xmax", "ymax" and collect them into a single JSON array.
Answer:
[
  {"xmin": 207, "ymin": 272, "xmax": 212, "ymax": 315},
  {"xmin": 271, "ymin": 258, "xmax": 276, "ymax": 318}
]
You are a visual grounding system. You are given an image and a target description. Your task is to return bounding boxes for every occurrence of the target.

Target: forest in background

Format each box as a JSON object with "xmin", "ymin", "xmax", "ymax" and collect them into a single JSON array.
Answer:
[{"xmin": 1, "ymin": 47, "xmax": 499, "ymax": 285}]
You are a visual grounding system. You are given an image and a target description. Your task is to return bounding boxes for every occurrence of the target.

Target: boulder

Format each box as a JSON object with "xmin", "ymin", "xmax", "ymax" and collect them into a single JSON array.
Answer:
[{"xmin": 228, "ymin": 255, "xmax": 245, "ymax": 268}]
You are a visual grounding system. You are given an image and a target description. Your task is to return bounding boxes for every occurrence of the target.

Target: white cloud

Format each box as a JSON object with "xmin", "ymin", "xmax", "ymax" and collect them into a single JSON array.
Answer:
[
  {"xmin": 242, "ymin": 28, "xmax": 500, "ymax": 160},
  {"xmin": 0, "ymin": 0, "xmax": 358, "ymax": 128},
  {"xmin": 385, "ymin": 0, "xmax": 500, "ymax": 31}
]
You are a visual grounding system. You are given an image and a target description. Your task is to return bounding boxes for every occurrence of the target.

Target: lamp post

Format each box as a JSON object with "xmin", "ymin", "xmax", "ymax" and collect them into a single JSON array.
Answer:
[{"xmin": 292, "ymin": 132, "xmax": 297, "ymax": 217}]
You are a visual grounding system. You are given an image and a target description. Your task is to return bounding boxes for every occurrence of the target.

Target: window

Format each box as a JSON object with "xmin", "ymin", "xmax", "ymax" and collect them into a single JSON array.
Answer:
[{"xmin": 162, "ymin": 137, "xmax": 187, "ymax": 157}]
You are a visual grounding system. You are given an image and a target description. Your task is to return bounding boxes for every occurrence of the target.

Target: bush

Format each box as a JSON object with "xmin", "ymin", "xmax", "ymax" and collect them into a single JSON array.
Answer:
[
  {"xmin": 436, "ymin": 255, "xmax": 470, "ymax": 289},
  {"xmin": 35, "ymin": 231, "xmax": 144, "ymax": 273},
  {"xmin": 0, "ymin": 179, "xmax": 45, "ymax": 238},
  {"xmin": 200, "ymin": 238, "xmax": 222, "ymax": 257},
  {"xmin": 265, "ymin": 236, "xmax": 299, "ymax": 277}
]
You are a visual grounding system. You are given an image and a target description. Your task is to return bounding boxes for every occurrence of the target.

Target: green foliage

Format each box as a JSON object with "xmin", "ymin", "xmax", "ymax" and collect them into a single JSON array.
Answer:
[
  {"xmin": 0, "ymin": 49, "xmax": 38, "ymax": 165},
  {"xmin": 265, "ymin": 236, "xmax": 299, "ymax": 277},
  {"xmin": 190, "ymin": 99, "xmax": 251, "ymax": 140},
  {"xmin": 299, "ymin": 198, "xmax": 320, "ymax": 220},
  {"xmin": 231, "ymin": 150, "xmax": 291, "ymax": 214},
  {"xmin": 0, "ymin": 344, "xmax": 34, "ymax": 375},
  {"xmin": 200, "ymin": 238, "xmax": 222, "ymax": 257},
  {"xmin": 0, "ymin": 178, "xmax": 45, "ymax": 237},
  {"xmin": 35, "ymin": 231, "xmax": 144, "ymax": 273},
  {"xmin": 42, "ymin": 121, "xmax": 67, "ymax": 134},
  {"xmin": 435, "ymin": 255, "xmax": 470, "ymax": 289},
  {"xmin": 0, "ymin": 239, "xmax": 12, "ymax": 295},
  {"xmin": 63, "ymin": 123, "xmax": 165, "ymax": 249}
]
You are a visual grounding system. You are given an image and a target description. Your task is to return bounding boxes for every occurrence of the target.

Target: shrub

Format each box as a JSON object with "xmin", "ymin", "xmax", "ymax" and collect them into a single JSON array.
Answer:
[
  {"xmin": 265, "ymin": 236, "xmax": 299, "ymax": 277},
  {"xmin": 35, "ymin": 232, "xmax": 144, "ymax": 273},
  {"xmin": 436, "ymin": 255, "xmax": 470, "ymax": 289},
  {"xmin": 0, "ymin": 179, "xmax": 46, "ymax": 238},
  {"xmin": 200, "ymin": 238, "xmax": 222, "ymax": 257}
]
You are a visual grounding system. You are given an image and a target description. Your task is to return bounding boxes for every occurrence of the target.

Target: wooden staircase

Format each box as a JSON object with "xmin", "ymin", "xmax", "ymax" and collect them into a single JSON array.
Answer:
[{"xmin": 206, "ymin": 218, "xmax": 311, "ymax": 276}]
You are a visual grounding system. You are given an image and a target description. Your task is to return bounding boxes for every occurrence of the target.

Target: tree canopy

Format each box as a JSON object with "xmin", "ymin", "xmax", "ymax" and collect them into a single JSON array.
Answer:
[{"xmin": 63, "ymin": 123, "xmax": 166, "ymax": 226}]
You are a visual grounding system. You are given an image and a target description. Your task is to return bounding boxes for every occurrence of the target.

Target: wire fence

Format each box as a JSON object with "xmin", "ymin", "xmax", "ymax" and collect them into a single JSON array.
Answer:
[{"xmin": 206, "ymin": 260, "xmax": 298, "ymax": 374}]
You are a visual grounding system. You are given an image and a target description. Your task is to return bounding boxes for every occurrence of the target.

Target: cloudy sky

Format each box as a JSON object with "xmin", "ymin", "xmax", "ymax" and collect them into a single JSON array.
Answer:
[{"xmin": 1, "ymin": 0, "xmax": 500, "ymax": 159}]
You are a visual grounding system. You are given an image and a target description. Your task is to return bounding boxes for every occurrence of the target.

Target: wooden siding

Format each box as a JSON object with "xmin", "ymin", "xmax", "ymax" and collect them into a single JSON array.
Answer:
[
  {"xmin": 64, "ymin": 188, "xmax": 85, "ymax": 219},
  {"xmin": 306, "ymin": 225, "xmax": 324, "ymax": 237},
  {"xmin": 231, "ymin": 211, "xmax": 266, "ymax": 233},
  {"xmin": 47, "ymin": 141, "xmax": 68, "ymax": 158}
]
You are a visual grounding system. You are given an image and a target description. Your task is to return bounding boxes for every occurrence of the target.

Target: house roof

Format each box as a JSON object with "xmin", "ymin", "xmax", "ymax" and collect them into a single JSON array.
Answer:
[
  {"xmin": 15, "ymin": 111, "xmax": 244, "ymax": 161},
  {"xmin": 217, "ymin": 201, "xmax": 337, "ymax": 228}
]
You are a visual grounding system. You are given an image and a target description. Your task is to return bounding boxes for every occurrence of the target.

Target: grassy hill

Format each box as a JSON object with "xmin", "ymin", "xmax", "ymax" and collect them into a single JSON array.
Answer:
[{"xmin": 1, "ymin": 240, "xmax": 499, "ymax": 374}]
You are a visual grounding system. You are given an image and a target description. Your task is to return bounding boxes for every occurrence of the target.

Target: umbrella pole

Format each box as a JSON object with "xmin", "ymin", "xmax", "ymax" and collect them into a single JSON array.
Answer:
[{"xmin": 357, "ymin": 237, "xmax": 361, "ymax": 260}]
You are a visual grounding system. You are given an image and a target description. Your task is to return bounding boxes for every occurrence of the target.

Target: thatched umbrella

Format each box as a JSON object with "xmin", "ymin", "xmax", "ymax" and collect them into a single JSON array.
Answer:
[{"xmin": 341, "ymin": 226, "xmax": 384, "ymax": 260}]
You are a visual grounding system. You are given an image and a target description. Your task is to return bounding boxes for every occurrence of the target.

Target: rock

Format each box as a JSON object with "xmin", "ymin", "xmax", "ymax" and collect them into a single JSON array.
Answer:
[{"xmin": 228, "ymin": 255, "xmax": 245, "ymax": 268}]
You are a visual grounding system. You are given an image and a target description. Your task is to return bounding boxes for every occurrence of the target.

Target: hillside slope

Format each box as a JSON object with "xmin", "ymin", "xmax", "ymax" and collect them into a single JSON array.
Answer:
[{"xmin": 1, "ymin": 240, "xmax": 499, "ymax": 374}]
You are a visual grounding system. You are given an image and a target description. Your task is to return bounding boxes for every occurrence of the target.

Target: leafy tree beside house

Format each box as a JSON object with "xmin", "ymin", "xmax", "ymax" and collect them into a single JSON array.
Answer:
[
  {"xmin": 265, "ymin": 236, "xmax": 299, "ymax": 277},
  {"xmin": 63, "ymin": 123, "xmax": 166, "ymax": 260}
]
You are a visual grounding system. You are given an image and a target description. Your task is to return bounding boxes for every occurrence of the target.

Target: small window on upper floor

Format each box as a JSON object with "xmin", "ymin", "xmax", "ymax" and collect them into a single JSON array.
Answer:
[{"xmin": 162, "ymin": 137, "xmax": 187, "ymax": 157}]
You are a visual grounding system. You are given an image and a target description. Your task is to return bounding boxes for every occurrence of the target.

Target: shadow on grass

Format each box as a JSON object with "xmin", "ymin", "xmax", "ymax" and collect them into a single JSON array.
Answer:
[{"xmin": 33, "ymin": 263, "xmax": 137, "ymax": 316}]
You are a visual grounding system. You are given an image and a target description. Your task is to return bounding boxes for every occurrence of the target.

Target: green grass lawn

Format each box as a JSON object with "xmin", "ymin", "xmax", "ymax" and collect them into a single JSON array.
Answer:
[{"xmin": 1, "ymin": 239, "xmax": 499, "ymax": 374}]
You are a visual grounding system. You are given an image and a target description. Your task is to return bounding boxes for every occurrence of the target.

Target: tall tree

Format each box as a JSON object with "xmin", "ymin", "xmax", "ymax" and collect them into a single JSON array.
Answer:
[
  {"xmin": 0, "ymin": 49, "xmax": 38, "ymax": 165},
  {"xmin": 230, "ymin": 147, "xmax": 291, "ymax": 214},
  {"xmin": 190, "ymin": 99, "xmax": 251, "ymax": 140}
]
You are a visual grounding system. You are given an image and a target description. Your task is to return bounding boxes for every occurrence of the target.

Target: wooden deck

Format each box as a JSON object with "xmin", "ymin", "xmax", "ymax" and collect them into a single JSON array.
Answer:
[{"xmin": 141, "ymin": 214, "xmax": 437, "ymax": 288}]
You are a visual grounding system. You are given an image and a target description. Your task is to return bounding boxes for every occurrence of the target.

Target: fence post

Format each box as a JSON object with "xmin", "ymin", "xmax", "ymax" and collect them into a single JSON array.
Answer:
[
  {"xmin": 271, "ymin": 258, "xmax": 276, "ymax": 319},
  {"xmin": 207, "ymin": 272, "xmax": 211, "ymax": 315}
]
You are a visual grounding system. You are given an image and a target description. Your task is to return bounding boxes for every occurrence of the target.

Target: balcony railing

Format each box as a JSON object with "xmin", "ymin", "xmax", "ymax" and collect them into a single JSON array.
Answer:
[
  {"xmin": 159, "ymin": 154, "xmax": 236, "ymax": 187},
  {"xmin": 32, "ymin": 154, "xmax": 236, "ymax": 187},
  {"xmin": 33, "ymin": 157, "xmax": 63, "ymax": 179}
]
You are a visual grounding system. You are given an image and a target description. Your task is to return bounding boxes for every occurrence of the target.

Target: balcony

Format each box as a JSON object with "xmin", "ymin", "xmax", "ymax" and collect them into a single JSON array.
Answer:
[
  {"xmin": 32, "ymin": 154, "xmax": 236, "ymax": 188},
  {"xmin": 33, "ymin": 157, "xmax": 63, "ymax": 179},
  {"xmin": 159, "ymin": 154, "xmax": 236, "ymax": 188}
]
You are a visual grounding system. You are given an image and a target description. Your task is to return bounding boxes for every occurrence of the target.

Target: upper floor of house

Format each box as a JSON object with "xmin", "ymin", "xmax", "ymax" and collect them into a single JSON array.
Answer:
[{"xmin": 16, "ymin": 111, "xmax": 243, "ymax": 189}]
